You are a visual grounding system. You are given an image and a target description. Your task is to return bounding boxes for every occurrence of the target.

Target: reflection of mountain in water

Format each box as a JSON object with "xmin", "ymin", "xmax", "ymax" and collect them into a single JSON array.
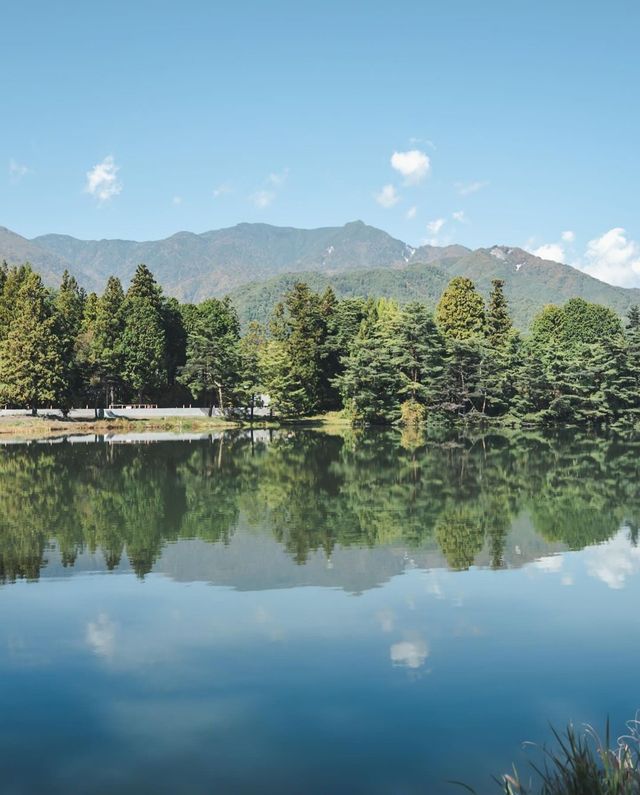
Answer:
[
  {"xmin": 35, "ymin": 509, "xmax": 563, "ymax": 593},
  {"xmin": 0, "ymin": 430, "xmax": 638, "ymax": 591}
]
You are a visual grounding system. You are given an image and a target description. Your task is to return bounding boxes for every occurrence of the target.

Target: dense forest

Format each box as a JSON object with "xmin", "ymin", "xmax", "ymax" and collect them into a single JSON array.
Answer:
[{"xmin": 1, "ymin": 259, "xmax": 639, "ymax": 427}]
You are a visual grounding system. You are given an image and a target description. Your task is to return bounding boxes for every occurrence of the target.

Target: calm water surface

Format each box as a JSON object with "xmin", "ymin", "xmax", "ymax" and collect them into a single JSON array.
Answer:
[{"xmin": 1, "ymin": 429, "xmax": 639, "ymax": 794}]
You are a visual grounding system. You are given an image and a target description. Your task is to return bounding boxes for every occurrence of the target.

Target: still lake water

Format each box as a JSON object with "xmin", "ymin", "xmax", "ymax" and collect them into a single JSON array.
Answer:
[{"xmin": 1, "ymin": 429, "xmax": 640, "ymax": 794}]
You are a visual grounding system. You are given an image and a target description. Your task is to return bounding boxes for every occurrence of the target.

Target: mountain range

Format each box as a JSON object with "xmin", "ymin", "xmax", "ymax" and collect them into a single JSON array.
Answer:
[{"xmin": 1, "ymin": 220, "xmax": 638, "ymax": 330}]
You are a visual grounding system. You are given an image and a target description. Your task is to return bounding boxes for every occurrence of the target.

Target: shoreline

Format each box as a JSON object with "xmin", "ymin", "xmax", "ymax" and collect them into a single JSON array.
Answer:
[
  {"xmin": 0, "ymin": 412, "xmax": 351, "ymax": 440},
  {"xmin": 0, "ymin": 411, "xmax": 635, "ymax": 442}
]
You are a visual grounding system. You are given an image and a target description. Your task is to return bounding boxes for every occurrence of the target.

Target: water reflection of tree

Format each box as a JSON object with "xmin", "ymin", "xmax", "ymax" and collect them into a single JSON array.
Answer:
[{"xmin": 1, "ymin": 429, "xmax": 640, "ymax": 583}]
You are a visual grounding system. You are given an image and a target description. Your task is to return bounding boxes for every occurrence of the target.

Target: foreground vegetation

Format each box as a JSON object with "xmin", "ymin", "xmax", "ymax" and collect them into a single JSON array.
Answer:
[
  {"xmin": 1, "ymin": 259, "xmax": 640, "ymax": 427},
  {"xmin": 473, "ymin": 716, "xmax": 640, "ymax": 794}
]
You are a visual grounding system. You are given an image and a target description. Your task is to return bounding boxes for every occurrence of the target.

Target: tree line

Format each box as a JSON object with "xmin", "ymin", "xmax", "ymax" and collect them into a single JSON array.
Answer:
[{"xmin": 1, "ymin": 259, "xmax": 639, "ymax": 426}]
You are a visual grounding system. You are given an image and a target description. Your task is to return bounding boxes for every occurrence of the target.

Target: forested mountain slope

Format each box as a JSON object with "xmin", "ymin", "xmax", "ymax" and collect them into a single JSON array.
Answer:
[
  {"xmin": 2, "ymin": 221, "xmax": 639, "ymax": 329},
  {"xmin": 229, "ymin": 246, "xmax": 640, "ymax": 331}
]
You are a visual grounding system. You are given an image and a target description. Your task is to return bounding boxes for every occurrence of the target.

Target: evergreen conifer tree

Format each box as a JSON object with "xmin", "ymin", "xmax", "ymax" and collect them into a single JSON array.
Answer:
[
  {"xmin": 88, "ymin": 276, "xmax": 126, "ymax": 405},
  {"xmin": 393, "ymin": 302, "xmax": 446, "ymax": 416},
  {"xmin": 336, "ymin": 306, "xmax": 403, "ymax": 425},
  {"xmin": 486, "ymin": 279, "xmax": 512, "ymax": 347},
  {"xmin": 0, "ymin": 272, "xmax": 67, "ymax": 414},
  {"xmin": 121, "ymin": 266, "xmax": 167, "ymax": 402},
  {"xmin": 435, "ymin": 277, "xmax": 486, "ymax": 339},
  {"xmin": 259, "ymin": 338, "xmax": 309, "ymax": 417},
  {"xmin": 238, "ymin": 321, "xmax": 266, "ymax": 421},
  {"xmin": 54, "ymin": 270, "xmax": 86, "ymax": 410},
  {"xmin": 0, "ymin": 263, "xmax": 33, "ymax": 340},
  {"xmin": 178, "ymin": 298, "xmax": 240, "ymax": 413},
  {"xmin": 626, "ymin": 305, "xmax": 640, "ymax": 398}
]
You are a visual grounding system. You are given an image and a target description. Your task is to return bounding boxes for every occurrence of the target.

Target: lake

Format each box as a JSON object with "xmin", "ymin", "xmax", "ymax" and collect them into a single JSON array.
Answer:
[{"xmin": 1, "ymin": 428, "xmax": 639, "ymax": 794}]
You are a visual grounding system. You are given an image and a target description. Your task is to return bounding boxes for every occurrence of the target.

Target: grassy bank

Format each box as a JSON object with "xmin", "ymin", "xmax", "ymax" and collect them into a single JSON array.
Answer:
[{"xmin": 0, "ymin": 411, "xmax": 351, "ymax": 439}]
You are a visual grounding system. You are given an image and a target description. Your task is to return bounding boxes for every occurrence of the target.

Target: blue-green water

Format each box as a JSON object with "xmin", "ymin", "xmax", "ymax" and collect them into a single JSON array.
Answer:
[{"xmin": 1, "ymin": 429, "xmax": 639, "ymax": 794}]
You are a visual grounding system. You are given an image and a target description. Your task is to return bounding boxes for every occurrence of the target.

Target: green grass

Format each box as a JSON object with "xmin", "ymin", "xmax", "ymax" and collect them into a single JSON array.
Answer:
[{"xmin": 458, "ymin": 715, "xmax": 640, "ymax": 794}]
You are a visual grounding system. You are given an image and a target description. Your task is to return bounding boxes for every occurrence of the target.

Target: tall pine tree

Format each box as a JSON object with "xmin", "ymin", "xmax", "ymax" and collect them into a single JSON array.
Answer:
[
  {"xmin": 393, "ymin": 302, "xmax": 445, "ymax": 420},
  {"xmin": 55, "ymin": 270, "xmax": 86, "ymax": 410},
  {"xmin": 486, "ymin": 279, "xmax": 512, "ymax": 347},
  {"xmin": 121, "ymin": 265, "xmax": 167, "ymax": 402},
  {"xmin": 85, "ymin": 276, "xmax": 126, "ymax": 406},
  {"xmin": 0, "ymin": 272, "xmax": 67, "ymax": 414}
]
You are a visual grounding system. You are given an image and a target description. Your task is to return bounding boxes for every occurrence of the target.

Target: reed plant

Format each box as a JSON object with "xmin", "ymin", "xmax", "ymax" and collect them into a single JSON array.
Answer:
[{"xmin": 457, "ymin": 715, "xmax": 640, "ymax": 794}]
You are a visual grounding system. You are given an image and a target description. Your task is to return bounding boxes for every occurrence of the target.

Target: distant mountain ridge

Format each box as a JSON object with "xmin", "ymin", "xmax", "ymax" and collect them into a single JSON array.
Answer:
[{"xmin": 1, "ymin": 221, "xmax": 639, "ymax": 330}]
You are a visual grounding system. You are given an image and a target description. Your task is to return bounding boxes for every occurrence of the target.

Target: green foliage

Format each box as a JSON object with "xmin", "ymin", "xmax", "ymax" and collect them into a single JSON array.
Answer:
[
  {"xmin": 439, "ymin": 338, "xmax": 485, "ymax": 416},
  {"xmin": 491, "ymin": 717, "xmax": 640, "ymax": 795},
  {"xmin": 259, "ymin": 338, "xmax": 309, "ymax": 417},
  {"xmin": 394, "ymin": 301, "xmax": 446, "ymax": 408},
  {"xmin": 269, "ymin": 282, "xmax": 333, "ymax": 414},
  {"xmin": 0, "ymin": 271, "xmax": 67, "ymax": 412},
  {"xmin": 486, "ymin": 279, "xmax": 512, "ymax": 346},
  {"xmin": 562, "ymin": 297, "xmax": 623, "ymax": 346},
  {"xmin": 516, "ymin": 299, "xmax": 631, "ymax": 426},
  {"xmin": 54, "ymin": 270, "xmax": 86, "ymax": 408},
  {"xmin": 399, "ymin": 398, "xmax": 427, "ymax": 426},
  {"xmin": 75, "ymin": 276, "xmax": 126, "ymax": 407},
  {"xmin": 121, "ymin": 265, "xmax": 167, "ymax": 401},
  {"xmin": 336, "ymin": 301, "xmax": 403, "ymax": 424},
  {"xmin": 435, "ymin": 276, "xmax": 486, "ymax": 339},
  {"xmin": 0, "ymin": 263, "xmax": 33, "ymax": 340},
  {"xmin": 533, "ymin": 298, "xmax": 623, "ymax": 350},
  {"xmin": 0, "ymin": 259, "xmax": 639, "ymax": 429},
  {"xmin": 237, "ymin": 321, "xmax": 266, "ymax": 418},
  {"xmin": 626, "ymin": 306, "xmax": 640, "ymax": 397},
  {"xmin": 178, "ymin": 298, "xmax": 240, "ymax": 412},
  {"xmin": 162, "ymin": 296, "xmax": 188, "ymax": 389}
]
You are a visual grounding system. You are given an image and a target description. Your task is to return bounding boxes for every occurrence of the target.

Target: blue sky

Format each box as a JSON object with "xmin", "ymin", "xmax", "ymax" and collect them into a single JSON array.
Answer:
[{"xmin": 2, "ymin": 0, "xmax": 640, "ymax": 285}]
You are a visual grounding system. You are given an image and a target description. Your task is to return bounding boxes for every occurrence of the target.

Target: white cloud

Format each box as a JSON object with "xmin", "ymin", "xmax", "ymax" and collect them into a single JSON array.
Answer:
[
  {"xmin": 375, "ymin": 184, "xmax": 400, "ymax": 208},
  {"xmin": 427, "ymin": 218, "xmax": 446, "ymax": 235},
  {"xmin": 85, "ymin": 155, "xmax": 122, "ymax": 202},
  {"xmin": 533, "ymin": 554, "xmax": 564, "ymax": 573},
  {"xmin": 172, "ymin": 195, "xmax": 183, "ymax": 205},
  {"xmin": 86, "ymin": 613, "xmax": 116, "ymax": 659},
  {"xmin": 249, "ymin": 170, "xmax": 288, "ymax": 209},
  {"xmin": 527, "ymin": 226, "xmax": 640, "ymax": 286},
  {"xmin": 455, "ymin": 180, "xmax": 489, "ymax": 197},
  {"xmin": 409, "ymin": 137, "xmax": 436, "ymax": 149},
  {"xmin": 213, "ymin": 183, "xmax": 231, "ymax": 198},
  {"xmin": 533, "ymin": 242, "xmax": 565, "ymax": 262},
  {"xmin": 268, "ymin": 168, "xmax": 289, "ymax": 186},
  {"xmin": 581, "ymin": 228, "xmax": 640, "ymax": 287},
  {"xmin": 452, "ymin": 210, "xmax": 466, "ymax": 223},
  {"xmin": 391, "ymin": 149, "xmax": 431, "ymax": 184},
  {"xmin": 390, "ymin": 639, "xmax": 429, "ymax": 669},
  {"xmin": 250, "ymin": 189, "xmax": 276, "ymax": 208},
  {"xmin": 585, "ymin": 530, "xmax": 640, "ymax": 590},
  {"xmin": 406, "ymin": 205, "xmax": 417, "ymax": 220},
  {"xmin": 8, "ymin": 158, "xmax": 30, "ymax": 181}
]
